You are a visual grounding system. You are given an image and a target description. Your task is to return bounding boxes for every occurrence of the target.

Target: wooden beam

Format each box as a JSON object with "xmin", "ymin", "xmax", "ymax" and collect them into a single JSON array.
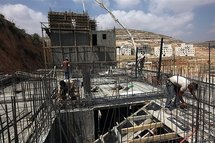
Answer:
[
  {"xmin": 141, "ymin": 128, "xmax": 156, "ymax": 139},
  {"xmin": 124, "ymin": 118, "xmax": 152, "ymax": 141},
  {"xmin": 121, "ymin": 122, "xmax": 163, "ymax": 134},
  {"xmin": 127, "ymin": 114, "xmax": 152, "ymax": 121},
  {"xmin": 126, "ymin": 115, "xmax": 157, "ymax": 141},
  {"xmin": 128, "ymin": 132, "xmax": 177, "ymax": 143}
]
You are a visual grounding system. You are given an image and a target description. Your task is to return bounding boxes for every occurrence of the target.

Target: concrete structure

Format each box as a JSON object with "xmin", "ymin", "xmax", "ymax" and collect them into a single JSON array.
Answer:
[
  {"xmin": 92, "ymin": 30, "xmax": 116, "ymax": 67},
  {"xmin": 1, "ymin": 68, "xmax": 215, "ymax": 143},
  {"xmin": 41, "ymin": 11, "xmax": 116, "ymax": 69}
]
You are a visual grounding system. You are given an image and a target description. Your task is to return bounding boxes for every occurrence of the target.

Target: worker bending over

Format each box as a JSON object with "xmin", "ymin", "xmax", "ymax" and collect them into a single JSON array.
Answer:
[
  {"xmin": 59, "ymin": 80, "xmax": 68, "ymax": 101},
  {"xmin": 165, "ymin": 75, "xmax": 198, "ymax": 109},
  {"xmin": 58, "ymin": 80, "xmax": 78, "ymax": 101}
]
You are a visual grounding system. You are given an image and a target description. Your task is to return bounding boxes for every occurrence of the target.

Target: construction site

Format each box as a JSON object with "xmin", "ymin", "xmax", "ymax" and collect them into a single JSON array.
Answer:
[{"xmin": 1, "ymin": 7, "xmax": 215, "ymax": 143}]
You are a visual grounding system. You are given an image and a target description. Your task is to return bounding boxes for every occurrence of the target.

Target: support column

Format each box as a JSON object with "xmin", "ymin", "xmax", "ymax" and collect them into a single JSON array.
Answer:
[{"xmin": 81, "ymin": 65, "xmax": 91, "ymax": 98}]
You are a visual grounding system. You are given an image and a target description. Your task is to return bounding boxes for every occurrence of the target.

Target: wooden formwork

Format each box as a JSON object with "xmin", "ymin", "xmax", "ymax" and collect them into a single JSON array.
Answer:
[{"xmin": 48, "ymin": 11, "xmax": 96, "ymax": 30}]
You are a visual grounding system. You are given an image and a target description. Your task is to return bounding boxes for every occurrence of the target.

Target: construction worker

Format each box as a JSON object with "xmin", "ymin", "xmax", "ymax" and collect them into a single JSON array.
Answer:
[
  {"xmin": 165, "ymin": 75, "xmax": 198, "ymax": 109},
  {"xmin": 57, "ymin": 80, "xmax": 78, "ymax": 101},
  {"xmin": 61, "ymin": 57, "xmax": 70, "ymax": 79},
  {"xmin": 137, "ymin": 54, "xmax": 145, "ymax": 75},
  {"xmin": 59, "ymin": 80, "xmax": 68, "ymax": 101}
]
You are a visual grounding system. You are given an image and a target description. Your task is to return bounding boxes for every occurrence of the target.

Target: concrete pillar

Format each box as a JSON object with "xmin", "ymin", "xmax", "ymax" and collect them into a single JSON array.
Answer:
[
  {"xmin": 81, "ymin": 65, "xmax": 91, "ymax": 98},
  {"xmin": 59, "ymin": 110, "xmax": 95, "ymax": 143}
]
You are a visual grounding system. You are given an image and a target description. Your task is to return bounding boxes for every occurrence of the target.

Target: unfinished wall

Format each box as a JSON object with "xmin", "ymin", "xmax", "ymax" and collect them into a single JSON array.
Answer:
[
  {"xmin": 46, "ymin": 11, "xmax": 93, "ymax": 67},
  {"xmin": 93, "ymin": 30, "xmax": 116, "ymax": 47},
  {"xmin": 45, "ymin": 109, "xmax": 95, "ymax": 143},
  {"xmin": 42, "ymin": 11, "xmax": 116, "ymax": 68},
  {"xmin": 92, "ymin": 30, "xmax": 117, "ymax": 68}
]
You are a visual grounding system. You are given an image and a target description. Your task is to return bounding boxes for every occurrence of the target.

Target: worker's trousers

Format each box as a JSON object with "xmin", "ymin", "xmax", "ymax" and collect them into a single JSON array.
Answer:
[
  {"xmin": 165, "ymin": 80, "xmax": 180, "ymax": 108},
  {"xmin": 64, "ymin": 70, "xmax": 70, "ymax": 79}
]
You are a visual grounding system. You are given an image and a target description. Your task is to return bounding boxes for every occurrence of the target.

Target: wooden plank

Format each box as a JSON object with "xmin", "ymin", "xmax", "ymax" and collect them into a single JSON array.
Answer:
[
  {"xmin": 127, "ymin": 114, "xmax": 152, "ymax": 121},
  {"xmin": 121, "ymin": 122, "xmax": 163, "ymax": 134},
  {"xmin": 128, "ymin": 132, "xmax": 177, "ymax": 143},
  {"xmin": 127, "ymin": 119, "xmax": 152, "ymax": 141}
]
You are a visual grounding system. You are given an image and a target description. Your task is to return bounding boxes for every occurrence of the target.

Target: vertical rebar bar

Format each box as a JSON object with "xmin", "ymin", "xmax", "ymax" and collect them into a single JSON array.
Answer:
[
  {"xmin": 195, "ymin": 86, "xmax": 200, "ymax": 143},
  {"xmin": 11, "ymin": 96, "xmax": 19, "ymax": 143},
  {"xmin": 32, "ymin": 84, "xmax": 38, "ymax": 143},
  {"xmin": 202, "ymin": 86, "xmax": 206, "ymax": 140},
  {"xmin": 0, "ymin": 115, "xmax": 5, "ymax": 143},
  {"xmin": 208, "ymin": 43, "xmax": 211, "ymax": 142},
  {"xmin": 5, "ymin": 104, "xmax": 11, "ymax": 143}
]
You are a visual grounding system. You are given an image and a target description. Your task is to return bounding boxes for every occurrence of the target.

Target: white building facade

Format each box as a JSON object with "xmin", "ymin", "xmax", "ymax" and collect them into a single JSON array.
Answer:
[
  {"xmin": 118, "ymin": 44, "xmax": 132, "ymax": 55},
  {"xmin": 175, "ymin": 43, "xmax": 195, "ymax": 56},
  {"xmin": 154, "ymin": 44, "xmax": 173, "ymax": 57}
]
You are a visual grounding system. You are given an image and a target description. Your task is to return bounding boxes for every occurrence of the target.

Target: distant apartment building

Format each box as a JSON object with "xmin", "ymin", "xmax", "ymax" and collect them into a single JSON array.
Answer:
[
  {"xmin": 118, "ymin": 44, "xmax": 132, "ymax": 55},
  {"xmin": 175, "ymin": 43, "xmax": 195, "ymax": 56},
  {"xmin": 117, "ymin": 44, "xmax": 151, "ymax": 56},
  {"xmin": 154, "ymin": 44, "xmax": 173, "ymax": 57},
  {"xmin": 138, "ymin": 45, "xmax": 151, "ymax": 55},
  {"xmin": 153, "ymin": 43, "xmax": 195, "ymax": 57}
]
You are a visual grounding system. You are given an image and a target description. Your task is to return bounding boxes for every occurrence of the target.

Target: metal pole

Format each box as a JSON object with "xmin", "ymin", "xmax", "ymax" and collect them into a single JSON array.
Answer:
[
  {"xmin": 0, "ymin": 115, "xmax": 5, "ymax": 143},
  {"xmin": 157, "ymin": 38, "xmax": 163, "ymax": 82},
  {"xmin": 119, "ymin": 47, "xmax": 120, "ymax": 68},
  {"xmin": 208, "ymin": 42, "xmax": 211, "ymax": 141},
  {"xmin": 11, "ymin": 96, "xmax": 19, "ymax": 143},
  {"xmin": 5, "ymin": 104, "xmax": 11, "ymax": 143},
  {"xmin": 135, "ymin": 47, "xmax": 139, "ymax": 78}
]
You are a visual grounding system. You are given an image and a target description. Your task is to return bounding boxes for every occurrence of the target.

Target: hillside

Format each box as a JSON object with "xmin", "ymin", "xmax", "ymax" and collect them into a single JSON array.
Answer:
[
  {"xmin": 0, "ymin": 15, "xmax": 44, "ymax": 74},
  {"xmin": 115, "ymin": 28, "xmax": 215, "ymax": 66},
  {"xmin": 115, "ymin": 28, "xmax": 215, "ymax": 48},
  {"xmin": 115, "ymin": 28, "xmax": 183, "ymax": 47}
]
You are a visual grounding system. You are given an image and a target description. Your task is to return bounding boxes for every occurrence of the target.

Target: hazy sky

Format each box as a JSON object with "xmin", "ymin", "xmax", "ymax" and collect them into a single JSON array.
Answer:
[{"xmin": 0, "ymin": 0, "xmax": 215, "ymax": 42}]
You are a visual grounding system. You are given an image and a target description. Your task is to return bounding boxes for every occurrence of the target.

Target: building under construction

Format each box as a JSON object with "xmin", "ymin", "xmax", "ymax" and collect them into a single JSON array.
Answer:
[
  {"xmin": 42, "ymin": 11, "xmax": 116, "ymax": 69},
  {"xmin": 0, "ymin": 11, "xmax": 215, "ymax": 143}
]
